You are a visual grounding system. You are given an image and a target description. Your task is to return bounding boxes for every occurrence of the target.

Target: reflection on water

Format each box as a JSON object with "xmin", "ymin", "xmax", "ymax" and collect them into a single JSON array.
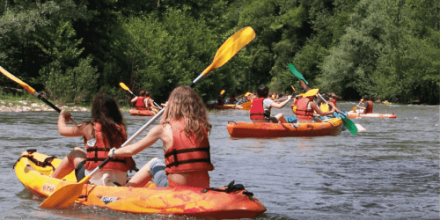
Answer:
[{"xmin": 1, "ymin": 103, "xmax": 438, "ymax": 219}]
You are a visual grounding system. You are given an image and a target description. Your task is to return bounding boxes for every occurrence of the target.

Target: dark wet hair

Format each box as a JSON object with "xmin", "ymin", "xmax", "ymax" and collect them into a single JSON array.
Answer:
[
  {"xmin": 257, "ymin": 86, "xmax": 269, "ymax": 98},
  {"xmin": 145, "ymin": 91, "xmax": 151, "ymax": 97},
  {"xmin": 89, "ymin": 94, "xmax": 126, "ymax": 148},
  {"xmin": 139, "ymin": 91, "xmax": 146, "ymax": 96}
]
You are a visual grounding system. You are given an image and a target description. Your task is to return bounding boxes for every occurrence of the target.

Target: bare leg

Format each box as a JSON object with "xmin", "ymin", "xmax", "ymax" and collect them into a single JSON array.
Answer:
[
  {"xmin": 275, "ymin": 113, "xmax": 287, "ymax": 123},
  {"xmin": 51, "ymin": 147, "xmax": 86, "ymax": 179},
  {"xmin": 125, "ymin": 158, "xmax": 156, "ymax": 187}
]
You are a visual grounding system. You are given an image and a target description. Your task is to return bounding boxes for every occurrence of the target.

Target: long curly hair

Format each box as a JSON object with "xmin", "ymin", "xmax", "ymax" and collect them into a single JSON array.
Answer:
[
  {"xmin": 160, "ymin": 86, "xmax": 211, "ymax": 140},
  {"xmin": 88, "ymin": 94, "xmax": 126, "ymax": 148}
]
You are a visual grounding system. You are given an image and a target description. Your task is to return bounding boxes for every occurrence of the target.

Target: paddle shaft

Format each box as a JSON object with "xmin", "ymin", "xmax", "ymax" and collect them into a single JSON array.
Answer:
[{"xmin": 0, "ymin": 66, "xmax": 77, "ymax": 125}]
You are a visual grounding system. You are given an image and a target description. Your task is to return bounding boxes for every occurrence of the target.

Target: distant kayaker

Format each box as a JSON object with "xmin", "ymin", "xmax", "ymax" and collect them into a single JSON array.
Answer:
[
  {"xmin": 228, "ymin": 95, "xmax": 237, "ymax": 104},
  {"xmin": 131, "ymin": 91, "xmax": 159, "ymax": 111},
  {"xmin": 296, "ymin": 89, "xmax": 336, "ymax": 123},
  {"xmin": 131, "ymin": 90, "xmax": 148, "ymax": 110},
  {"xmin": 250, "ymin": 86, "xmax": 292, "ymax": 123},
  {"xmin": 217, "ymin": 95, "xmax": 225, "ymax": 106},
  {"xmin": 330, "ymin": 94, "xmax": 338, "ymax": 107},
  {"xmin": 109, "ymin": 86, "xmax": 214, "ymax": 188},
  {"xmin": 356, "ymin": 96, "xmax": 373, "ymax": 113},
  {"xmin": 51, "ymin": 94, "xmax": 136, "ymax": 186}
]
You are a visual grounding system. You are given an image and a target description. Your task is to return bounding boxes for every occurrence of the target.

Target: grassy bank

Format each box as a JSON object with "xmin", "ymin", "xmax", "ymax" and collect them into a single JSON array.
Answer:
[{"xmin": 0, "ymin": 92, "xmax": 136, "ymax": 113}]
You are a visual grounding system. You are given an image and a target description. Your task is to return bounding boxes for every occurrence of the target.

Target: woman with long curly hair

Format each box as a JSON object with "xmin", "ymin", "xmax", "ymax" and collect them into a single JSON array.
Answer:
[{"xmin": 109, "ymin": 86, "xmax": 214, "ymax": 188}]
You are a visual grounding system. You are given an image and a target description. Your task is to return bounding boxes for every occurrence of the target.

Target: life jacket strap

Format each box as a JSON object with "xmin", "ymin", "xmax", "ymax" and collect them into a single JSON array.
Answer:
[{"xmin": 164, "ymin": 147, "xmax": 211, "ymax": 168}]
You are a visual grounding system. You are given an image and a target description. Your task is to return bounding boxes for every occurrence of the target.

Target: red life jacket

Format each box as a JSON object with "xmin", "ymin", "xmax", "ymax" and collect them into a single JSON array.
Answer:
[
  {"xmin": 135, "ymin": 97, "xmax": 146, "ymax": 110},
  {"xmin": 296, "ymin": 98, "xmax": 314, "ymax": 119},
  {"xmin": 365, "ymin": 100, "xmax": 374, "ymax": 113},
  {"xmin": 330, "ymin": 98, "xmax": 337, "ymax": 107},
  {"xmin": 249, "ymin": 98, "xmax": 265, "ymax": 120},
  {"xmin": 164, "ymin": 119, "xmax": 214, "ymax": 174},
  {"xmin": 84, "ymin": 123, "xmax": 136, "ymax": 171}
]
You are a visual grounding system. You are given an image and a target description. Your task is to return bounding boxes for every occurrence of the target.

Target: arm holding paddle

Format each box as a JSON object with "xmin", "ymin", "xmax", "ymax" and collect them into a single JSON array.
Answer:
[
  {"xmin": 271, "ymin": 95, "xmax": 292, "ymax": 109},
  {"xmin": 310, "ymin": 101, "xmax": 336, "ymax": 116},
  {"xmin": 131, "ymin": 96, "xmax": 138, "ymax": 103}
]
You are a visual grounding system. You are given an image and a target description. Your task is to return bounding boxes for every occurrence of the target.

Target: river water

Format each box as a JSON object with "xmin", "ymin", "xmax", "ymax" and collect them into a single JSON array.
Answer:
[{"xmin": 0, "ymin": 102, "xmax": 438, "ymax": 219}]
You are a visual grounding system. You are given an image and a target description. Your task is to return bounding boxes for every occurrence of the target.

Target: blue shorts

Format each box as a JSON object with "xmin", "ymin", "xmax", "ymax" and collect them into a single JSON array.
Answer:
[{"xmin": 149, "ymin": 158, "xmax": 169, "ymax": 187}]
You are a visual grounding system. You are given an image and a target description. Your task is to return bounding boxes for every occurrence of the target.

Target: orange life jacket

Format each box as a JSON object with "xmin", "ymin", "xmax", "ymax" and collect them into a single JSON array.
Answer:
[
  {"xmin": 84, "ymin": 123, "xmax": 136, "ymax": 171},
  {"xmin": 249, "ymin": 98, "xmax": 265, "ymax": 120},
  {"xmin": 164, "ymin": 119, "xmax": 214, "ymax": 174},
  {"xmin": 365, "ymin": 100, "xmax": 373, "ymax": 113},
  {"xmin": 296, "ymin": 98, "xmax": 314, "ymax": 119},
  {"xmin": 135, "ymin": 97, "xmax": 146, "ymax": 110}
]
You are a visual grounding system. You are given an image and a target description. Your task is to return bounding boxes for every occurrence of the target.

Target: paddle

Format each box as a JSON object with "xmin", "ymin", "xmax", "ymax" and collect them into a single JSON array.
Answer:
[
  {"xmin": 220, "ymin": 89, "xmax": 225, "ymax": 96},
  {"xmin": 291, "ymin": 85, "xmax": 296, "ymax": 92},
  {"xmin": 119, "ymin": 82, "xmax": 163, "ymax": 110},
  {"xmin": 0, "ymin": 66, "xmax": 78, "ymax": 125},
  {"xmin": 40, "ymin": 26, "xmax": 256, "ymax": 209},
  {"xmin": 288, "ymin": 63, "xmax": 357, "ymax": 135}
]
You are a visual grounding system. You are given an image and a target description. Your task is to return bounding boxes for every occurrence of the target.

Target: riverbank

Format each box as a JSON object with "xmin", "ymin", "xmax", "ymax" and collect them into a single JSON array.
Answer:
[
  {"xmin": 0, "ymin": 98, "xmax": 133, "ymax": 113},
  {"xmin": 0, "ymin": 99, "xmax": 89, "ymax": 112}
]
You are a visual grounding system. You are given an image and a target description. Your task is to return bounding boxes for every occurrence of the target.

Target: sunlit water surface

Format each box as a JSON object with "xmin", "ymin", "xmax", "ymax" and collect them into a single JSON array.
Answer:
[{"xmin": 0, "ymin": 102, "xmax": 438, "ymax": 219}]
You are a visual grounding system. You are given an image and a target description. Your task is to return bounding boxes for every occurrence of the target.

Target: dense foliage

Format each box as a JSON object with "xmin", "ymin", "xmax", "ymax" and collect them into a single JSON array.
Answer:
[{"xmin": 0, "ymin": 0, "xmax": 438, "ymax": 104}]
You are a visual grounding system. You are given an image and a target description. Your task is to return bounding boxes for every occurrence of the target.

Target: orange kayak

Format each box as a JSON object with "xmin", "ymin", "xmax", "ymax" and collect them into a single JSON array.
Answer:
[
  {"xmin": 347, "ymin": 112, "xmax": 396, "ymax": 119},
  {"xmin": 14, "ymin": 150, "xmax": 266, "ymax": 219},
  {"xmin": 129, "ymin": 109, "xmax": 154, "ymax": 116},
  {"xmin": 227, "ymin": 118, "xmax": 343, "ymax": 138}
]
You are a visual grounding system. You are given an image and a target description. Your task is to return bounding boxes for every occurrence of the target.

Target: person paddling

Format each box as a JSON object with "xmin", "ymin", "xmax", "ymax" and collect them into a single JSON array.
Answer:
[
  {"xmin": 108, "ymin": 86, "xmax": 214, "ymax": 188},
  {"xmin": 51, "ymin": 94, "xmax": 136, "ymax": 186},
  {"xmin": 296, "ymin": 89, "xmax": 336, "ymax": 123},
  {"xmin": 250, "ymin": 86, "xmax": 292, "ymax": 123},
  {"xmin": 356, "ymin": 96, "xmax": 374, "ymax": 113},
  {"xmin": 131, "ymin": 90, "xmax": 148, "ymax": 110},
  {"xmin": 131, "ymin": 91, "xmax": 159, "ymax": 112}
]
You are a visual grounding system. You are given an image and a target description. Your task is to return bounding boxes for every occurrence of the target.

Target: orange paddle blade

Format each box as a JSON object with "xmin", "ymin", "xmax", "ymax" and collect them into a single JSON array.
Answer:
[
  {"xmin": 40, "ymin": 175, "xmax": 90, "ymax": 208},
  {"xmin": 201, "ymin": 26, "xmax": 255, "ymax": 76},
  {"xmin": 220, "ymin": 90, "xmax": 225, "ymax": 95},
  {"xmin": 241, "ymin": 101, "xmax": 252, "ymax": 110},
  {"xmin": 0, "ymin": 66, "xmax": 36, "ymax": 94}
]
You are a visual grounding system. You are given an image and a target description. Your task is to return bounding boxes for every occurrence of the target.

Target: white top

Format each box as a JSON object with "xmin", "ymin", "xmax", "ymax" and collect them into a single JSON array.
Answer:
[{"xmin": 263, "ymin": 98, "xmax": 274, "ymax": 112}]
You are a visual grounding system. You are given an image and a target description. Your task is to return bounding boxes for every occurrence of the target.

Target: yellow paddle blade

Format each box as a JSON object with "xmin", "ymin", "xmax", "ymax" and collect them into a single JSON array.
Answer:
[
  {"xmin": 40, "ymin": 175, "xmax": 91, "ymax": 208},
  {"xmin": 352, "ymin": 107, "xmax": 357, "ymax": 112},
  {"xmin": 119, "ymin": 82, "xmax": 130, "ymax": 91},
  {"xmin": 292, "ymin": 105, "xmax": 297, "ymax": 114},
  {"xmin": 244, "ymin": 92, "xmax": 250, "ymax": 96},
  {"xmin": 320, "ymin": 103, "xmax": 329, "ymax": 112},
  {"xmin": 0, "ymin": 66, "xmax": 36, "ymax": 94},
  {"xmin": 291, "ymin": 85, "xmax": 296, "ymax": 92},
  {"xmin": 220, "ymin": 90, "xmax": 225, "ymax": 95},
  {"xmin": 241, "ymin": 101, "xmax": 252, "ymax": 110},
  {"xmin": 201, "ymin": 26, "xmax": 255, "ymax": 76}
]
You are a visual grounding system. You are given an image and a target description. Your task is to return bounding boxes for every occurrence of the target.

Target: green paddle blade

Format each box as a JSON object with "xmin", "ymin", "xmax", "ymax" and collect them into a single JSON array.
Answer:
[
  {"xmin": 288, "ymin": 63, "xmax": 308, "ymax": 84},
  {"xmin": 341, "ymin": 116, "xmax": 357, "ymax": 135}
]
